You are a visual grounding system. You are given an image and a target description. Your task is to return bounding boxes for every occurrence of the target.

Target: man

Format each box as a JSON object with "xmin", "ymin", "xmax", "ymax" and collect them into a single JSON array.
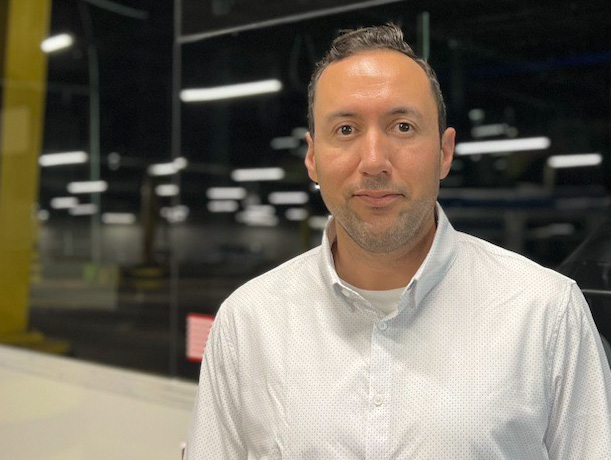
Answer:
[{"xmin": 186, "ymin": 24, "xmax": 611, "ymax": 459}]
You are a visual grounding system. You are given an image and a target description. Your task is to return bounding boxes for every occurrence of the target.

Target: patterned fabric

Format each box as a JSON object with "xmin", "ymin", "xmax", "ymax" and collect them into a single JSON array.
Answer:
[{"xmin": 186, "ymin": 204, "xmax": 611, "ymax": 459}]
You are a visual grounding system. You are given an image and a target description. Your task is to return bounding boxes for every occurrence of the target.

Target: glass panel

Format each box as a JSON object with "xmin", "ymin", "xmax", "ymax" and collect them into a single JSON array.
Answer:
[{"xmin": 1, "ymin": 1, "xmax": 604, "ymax": 380}]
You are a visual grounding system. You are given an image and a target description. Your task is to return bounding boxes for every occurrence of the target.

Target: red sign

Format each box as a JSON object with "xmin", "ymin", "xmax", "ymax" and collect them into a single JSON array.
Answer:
[{"xmin": 186, "ymin": 313, "xmax": 215, "ymax": 362}]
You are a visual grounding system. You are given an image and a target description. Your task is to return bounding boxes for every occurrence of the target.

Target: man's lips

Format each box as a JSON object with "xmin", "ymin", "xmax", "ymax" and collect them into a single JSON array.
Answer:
[{"xmin": 353, "ymin": 190, "xmax": 403, "ymax": 207}]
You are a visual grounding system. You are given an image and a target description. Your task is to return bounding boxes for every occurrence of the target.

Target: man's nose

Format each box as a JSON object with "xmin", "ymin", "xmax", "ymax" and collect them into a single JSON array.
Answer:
[{"xmin": 357, "ymin": 129, "xmax": 392, "ymax": 176}]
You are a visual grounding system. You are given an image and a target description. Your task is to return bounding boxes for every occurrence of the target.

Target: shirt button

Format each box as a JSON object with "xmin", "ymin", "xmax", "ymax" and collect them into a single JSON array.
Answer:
[
  {"xmin": 373, "ymin": 394, "xmax": 384, "ymax": 406},
  {"xmin": 378, "ymin": 322, "xmax": 388, "ymax": 331}
]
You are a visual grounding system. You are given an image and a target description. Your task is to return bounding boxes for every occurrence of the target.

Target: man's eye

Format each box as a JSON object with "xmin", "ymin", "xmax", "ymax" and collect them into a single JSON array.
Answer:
[
  {"xmin": 339, "ymin": 125, "xmax": 353, "ymax": 135},
  {"xmin": 397, "ymin": 122, "xmax": 411, "ymax": 132}
]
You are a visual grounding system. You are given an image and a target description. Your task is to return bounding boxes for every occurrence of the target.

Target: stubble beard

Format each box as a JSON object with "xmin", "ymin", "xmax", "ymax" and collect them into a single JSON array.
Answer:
[{"xmin": 331, "ymin": 192, "xmax": 437, "ymax": 254}]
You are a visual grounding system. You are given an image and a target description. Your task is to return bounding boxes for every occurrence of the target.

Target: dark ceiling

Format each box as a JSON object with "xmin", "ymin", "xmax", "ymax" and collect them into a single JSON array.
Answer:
[{"xmin": 40, "ymin": 0, "xmax": 610, "ymax": 218}]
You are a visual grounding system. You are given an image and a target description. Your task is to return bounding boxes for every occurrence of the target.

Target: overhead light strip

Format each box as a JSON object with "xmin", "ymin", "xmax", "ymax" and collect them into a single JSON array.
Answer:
[
  {"xmin": 67, "ymin": 180, "xmax": 108, "ymax": 194},
  {"xmin": 455, "ymin": 137, "xmax": 551, "ymax": 156},
  {"xmin": 69, "ymin": 203, "xmax": 98, "ymax": 216},
  {"xmin": 39, "ymin": 151, "xmax": 88, "ymax": 167},
  {"xmin": 206, "ymin": 187, "xmax": 247, "ymax": 200},
  {"xmin": 102, "ymin": 213, "xmax": 137, "ymax": 224},
  {"xmin": 231, "ymin": 167, "xmax": 285, "ymax": 182},
  {"xmin": 181, "ymin": 79, "xmax": 282, "ymax": 103},
  {"xmin": 41, "ymin": 33, "xmax": 74, "ymax": 53},
  {"xmin": 547, "ymin": 153, "xmax": 603, "ymax": 169}
]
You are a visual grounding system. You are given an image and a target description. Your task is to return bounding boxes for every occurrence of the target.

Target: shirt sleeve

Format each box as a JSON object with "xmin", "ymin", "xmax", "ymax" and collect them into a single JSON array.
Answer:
[
  {"xmin": 545, "ymin": 282, "xmax": 611, "ymax": 459},
  {"xmin": 185, "ymin": 304, "xmax": 246, "ymax": 459}
]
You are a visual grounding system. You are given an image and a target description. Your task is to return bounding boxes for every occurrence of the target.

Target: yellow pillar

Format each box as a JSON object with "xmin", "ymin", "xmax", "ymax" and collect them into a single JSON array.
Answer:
[{"xmin": 0, "ymin": 0, "xmax": 50, "ymax": 344}]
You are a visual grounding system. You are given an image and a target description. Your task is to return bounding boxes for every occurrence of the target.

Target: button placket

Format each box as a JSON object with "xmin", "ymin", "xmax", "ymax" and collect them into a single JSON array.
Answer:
[{"xmin": 366, "ymin": 320, "xmax": 392, "ymax": 458}]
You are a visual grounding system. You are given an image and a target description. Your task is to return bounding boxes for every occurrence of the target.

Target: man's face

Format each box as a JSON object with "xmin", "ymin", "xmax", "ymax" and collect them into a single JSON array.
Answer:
[{"xmin": 305, "ymin": 49, "xmax": 455, "ymax": 254}]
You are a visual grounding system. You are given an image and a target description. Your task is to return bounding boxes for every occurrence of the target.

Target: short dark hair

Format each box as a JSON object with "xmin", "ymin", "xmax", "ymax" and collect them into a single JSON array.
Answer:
[{"xmin": 307, "ymin": 23, "xmax": 447, "ymax": 138}]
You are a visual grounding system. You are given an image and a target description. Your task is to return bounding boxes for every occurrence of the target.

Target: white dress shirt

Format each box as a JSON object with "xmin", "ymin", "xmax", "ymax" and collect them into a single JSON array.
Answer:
[{"xmin": 186, "ymin": 205, "xmax": 611, "ymax": 459}]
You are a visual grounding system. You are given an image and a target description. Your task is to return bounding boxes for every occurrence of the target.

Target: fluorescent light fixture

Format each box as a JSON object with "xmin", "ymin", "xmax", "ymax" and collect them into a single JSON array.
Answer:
[
  {"xmin": 470, "ymin": 124, "xmax": 508, "ymax": 139},
  {"xmin": 245, "ymin": 204, "xmax": 275, "ymax": 215},
  {"xmin": 546, "ymin": 153, "xmax": 603, "ymax": 169},
  {"xmin": 160, "ymin": 205, "xmax": 189, "ymax": 223},
  {"xmin": 308, "ymin": 215, "xmax": 330, "ymax": 231},
  {"xmin": 468, "ymin": 109, "xmax": 485, "ymax": 122},
  {"xmin": 268, "ymin": 191, "xmax": 309, "ymax": 205},
  {"xmin": 155, "ymin": 184, "xmax": 180, "ymax": 197},
  {"xmin": 235, "ymin": 210, "xmax": 279, "ymax": 227},
  {"xmin": 285, "ymin": 207, "xmax": 308, "ymax": 221},
  {"xmin": 102, "ymin": 212, "xmax": 136, "ymax": 225},
  {"xmin": 292, "ymin": 127, "xmax": 308, "ymax": 139},
  {"xmin": 147, "ymin": 157, "xmax": 188, "ymax": 176},
  {"xmin": 181, "ymin": 79, "xmax": 282, "ymax": 102},
  {"xmin": 107, "ymin": 152, "xmax": 121, "ymax": 170},
  {"xmin": 206, "ymin": 187, "xmax": 247, "ymax": 200},
  {"xmin": 39, "ymin": 151, "xmax": 88, "ymax": 167},
  {"xmin": 207, "ymin": 200, "xmax": 239, "ymax": 213},
  {"xmin": 50, "ymin": 196, "xmax": 78, "ymax": 209},
  {"xmin": 530, "ymin": 223, "xmax": 575, "ymax": 238},
  {"xmin": 67, "ymin": 180, "xmax": 108, "ymax": 194},
  {"xmin": 231, "ymin": 167, "xmax": 285, "ymax": 182},
  {"xmin": 270, "ymin": 136, "xmax": 299, "ymax": 150},
  {"xmin": 69, "ymin": 203, "xmax": 98, "ymax": 216},
  {"xmin": 41, "ymin": 33, "xmax": 74, "ymax": 53},
  {"xmin": 455, "ymin": 137, "xmax": 551, "ymax": 156}
]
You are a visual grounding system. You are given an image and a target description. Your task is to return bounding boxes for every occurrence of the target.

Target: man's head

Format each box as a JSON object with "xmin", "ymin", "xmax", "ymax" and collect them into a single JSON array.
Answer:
[
  {"xmin": 307, "ymin": 23, "xmax": 447, "ymax": 139},
  {"xmin": 304, "ymin": 24, "xmax": 455, "ymax": 255}
]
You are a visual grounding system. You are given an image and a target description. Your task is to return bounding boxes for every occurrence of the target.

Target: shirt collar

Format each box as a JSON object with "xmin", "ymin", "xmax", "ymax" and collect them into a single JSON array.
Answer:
[{"xmin": 318, "ymin": 203, "xmax": 458, "ymax": 307}]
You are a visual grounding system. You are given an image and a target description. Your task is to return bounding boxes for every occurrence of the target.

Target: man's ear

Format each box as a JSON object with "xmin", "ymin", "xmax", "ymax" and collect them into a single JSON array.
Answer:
[
  {"xmin": 439, "ymin": 127, "xmax": 455, "ymax": 180},
  {"xmin": 304, "ymin": 132, "xmax": 318, "ymax": 183}
]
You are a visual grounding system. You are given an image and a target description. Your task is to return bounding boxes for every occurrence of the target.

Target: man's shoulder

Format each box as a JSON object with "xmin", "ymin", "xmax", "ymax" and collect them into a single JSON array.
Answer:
[
  {"xmin": 454, "ymin": 230, "xmax": 575, "ymax": 287},
  {"xmin": 223, "ymin": 244, "xmax": 325, "ymax": 308}
]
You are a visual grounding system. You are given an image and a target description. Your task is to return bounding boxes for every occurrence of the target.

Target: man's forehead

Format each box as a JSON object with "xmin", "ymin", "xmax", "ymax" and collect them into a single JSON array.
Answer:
[
  {"xmin": 320, "ymin": 48, "xmax": 426, "ymax": 82},
  {"xmin": 314, "ymin": 50, "xmax": 434, "ymax": 117}
]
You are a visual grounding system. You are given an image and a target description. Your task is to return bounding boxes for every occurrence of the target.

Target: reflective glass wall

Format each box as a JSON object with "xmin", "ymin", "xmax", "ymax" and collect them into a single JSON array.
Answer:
[{"xmin": 1, "ymin": 0, "xmax": 608, "ymax": 381}]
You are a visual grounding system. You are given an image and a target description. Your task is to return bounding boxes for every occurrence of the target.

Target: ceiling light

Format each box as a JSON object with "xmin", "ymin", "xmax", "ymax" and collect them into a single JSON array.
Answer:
[
  {"xmin": 207, "ymin": 200, "xmax": 239, "ymax": 213},
  {"xmin": 270, "ymin": 136, "xmax": 299, "ymax": 150},
  {"xmin": 308, "ymin": 215, "xmax": 330, "ymax": 231},
  {"xmin": 147, "ymin": 157, "xmax": 188, "ymax": 176},
  {"xmin": 181, "ymin": 79, "xmax": 282, "ymax": 102},
  {"xmin": 231, "ymin": 167, "xmax": 285, "ymax": 182},
  {"xmin": 546, "ymin": 153, "xmax": 603, "ymax": 169},
  {"xmin": 285, "ymin": 208, "xmax": 308, "ymax": 221},
  {"xmin": 160, "ymin": 205, "xmax": 189, "ymax": 223},
  {"xmin": 206, "ymin": 187, "xmax": 247, "ymax": 200},
  {"xmin": 41, "ymin": 33, "xmax": 74, "ymax": 53},
  {"xmin": 470, "ymin": 124, "xmax": 509, "ymax": 139},
  {"xmin": 468, "ymin": 109, "xmax": 485, "ymax": 122},
  {"xmin": 50, "ymin": 197, "xmax": 78, "ymax": 209},
  {"xmin": 67, "ymin": 180, "xmax": 108, "ymax": 194},
  {"xmin": 102, "ymin": 213, "xmax": 137, "ymax": 225},
  {"xmin": 39, "ymin": 151, "xmax": 88, "ymax": 167},
  {"xmin": 69, "ymin": 203, "xmax": 98, "ymax": 216},
  {"xmin": 292, "ymin": 127, "xmax": 308, "ymax": 139},
  {"xmin": 155, "ymin": 184, "xmax": 180, "ymax": 197},
  {"xmin": 454, "ymin": 137, "xmax": 551, "ymax": 156},
  {"xmin": 235, "ymin": 211, "xmax": 279, "ymax": 227},
  {"xmin": 268, "ymin": 191, "xmax": 309, "ymax": 205}
]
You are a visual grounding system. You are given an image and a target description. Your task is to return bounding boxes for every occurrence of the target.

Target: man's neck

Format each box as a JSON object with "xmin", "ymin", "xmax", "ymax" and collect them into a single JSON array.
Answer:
[{"xmin": 332, "ymin": 217, "xmax": 437, "ymax": 291}]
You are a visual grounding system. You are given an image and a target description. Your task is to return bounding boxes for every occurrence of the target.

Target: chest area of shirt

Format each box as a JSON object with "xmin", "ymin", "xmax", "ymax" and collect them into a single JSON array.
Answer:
[{"xmin": 240, "ymin": 312, "xmax": 549, "ymax": 458}]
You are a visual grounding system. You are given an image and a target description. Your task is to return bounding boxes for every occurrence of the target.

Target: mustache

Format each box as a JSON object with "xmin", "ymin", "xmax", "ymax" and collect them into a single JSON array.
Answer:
[{"xmin": 346, "ymin": 178, "xmax": 409, "ymax": 195}]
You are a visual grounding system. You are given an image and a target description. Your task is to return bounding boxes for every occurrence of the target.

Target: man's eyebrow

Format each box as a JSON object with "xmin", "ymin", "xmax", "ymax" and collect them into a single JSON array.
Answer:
[
  {"xmin": 388, "ymin": 106, "xmax": 424, "ymax": 119},
  {"xmin": 324, "ymin": 111, "xmax": 357, "ymax": 123},
  {"xmin": 323, "ymin": 107, "xmax": 425, "ymax": 123}
]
